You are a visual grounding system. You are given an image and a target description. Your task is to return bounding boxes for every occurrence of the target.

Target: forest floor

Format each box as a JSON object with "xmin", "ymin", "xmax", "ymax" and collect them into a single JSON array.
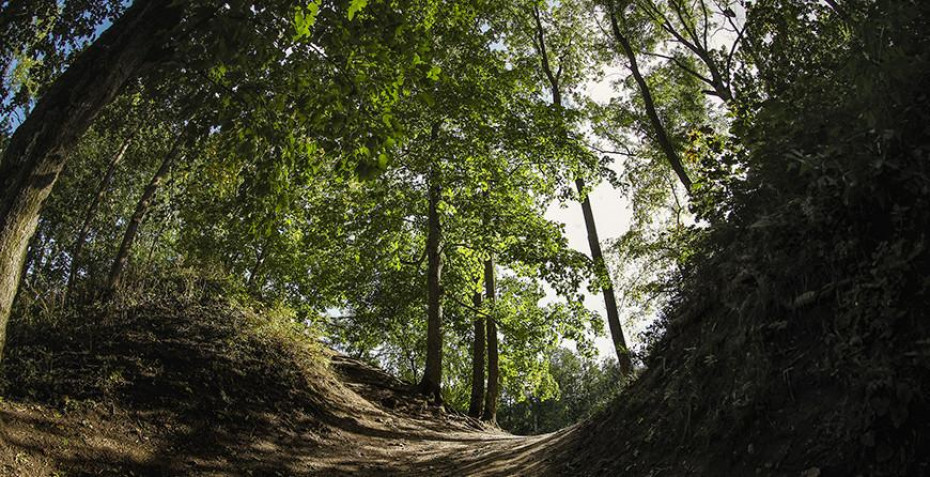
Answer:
[{"xmin": 0, "ymin": 296, "xmax": 575, "ymax": 476}]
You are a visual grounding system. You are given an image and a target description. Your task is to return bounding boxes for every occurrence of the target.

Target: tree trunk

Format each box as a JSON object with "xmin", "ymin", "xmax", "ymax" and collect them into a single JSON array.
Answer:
[
  {"xmin": 468, "ymin": 290, "xmax": 486, "ymax": 418},
  {"xmin": 576, "ymin": 178, "xmax": 634, "ymax": 376},
  {"xmin": 608, "ymin": 4, "xmax": 693, "ymax": 191},
  {"xmin": 0, "ymin": 0, "xmax": 182, "ymax": 362},
  {"xmin": 66, "ymin": 135, "xmax": 134, "ymax": 301},
  {"xmin": 24, "ymin": 229, "xmax": 46, "ymax": 283},
  {"xmin": 419, "ymin": 174, "xmax": 444, "ymax": 403},
  {"xmin": 482, "ymin": 257, "xmax": 500, "ymax": 423},
  {"xmin": 246, "ymin": 244, "xmax": 268, "ymax": 292},
  {"xmin": 107, "ymin": 143, "xmax": 179, "ymax": 294},
  {"xmin": 532, "ymin": 11, "xmax": 635, "ymax": 376}
]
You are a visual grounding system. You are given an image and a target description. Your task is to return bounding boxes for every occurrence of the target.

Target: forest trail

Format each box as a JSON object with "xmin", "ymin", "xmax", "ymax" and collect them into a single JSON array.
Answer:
[
  {"xmin": 1, "ymin": 354, "xmax": 570, "ymax": 476},
  {"xmin": 0, "ymin": 297, "xmax": 573, "ymax": 476},
  {"xmin": 276, "ymin": 354, "xmax": 574, "ymax": 476}
]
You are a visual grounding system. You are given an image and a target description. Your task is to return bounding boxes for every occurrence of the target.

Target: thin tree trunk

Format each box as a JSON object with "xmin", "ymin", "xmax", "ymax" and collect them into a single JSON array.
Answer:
[
  {"xmin": 419, "ymin": 173, "xmax": 444, "ymax": 403},
  {"xmin": 576, "ymin": 178, "xmax": 634, "ymax": 376},
  {"xmin": 482, "ymin": 257, "xmax": 500, "ymax": 423},
  {"xmin": 0, "ymin": 0, "xmax": 182, "ymax": 362},
  {"xmin": 107, "ymin": 143, "xmax": 179, "ymax": 294},
  {"xmin": 608, "ymin": 3, "xmax": 693, "ymax": 191},
  {"xmin": 25, "ymin": 229, "xmax": 46, "ymax": 282},
  {"xmin": 66, "ymin": 135, "xmax": 134, "ymax": 301},
  {"xmin": 246, "ymin": 244, "xmax": 268, "ymax": 291},
  {"xmin": 468, "ymin": 289, "xmax": 486, "ymax": 418},
  {"xmin": 145, "ymin": 212, "xmax": 171, "ymax": 265},
  {"xmin": 532, "ymin": 10, "xmax": 635, "ymax": 376}
]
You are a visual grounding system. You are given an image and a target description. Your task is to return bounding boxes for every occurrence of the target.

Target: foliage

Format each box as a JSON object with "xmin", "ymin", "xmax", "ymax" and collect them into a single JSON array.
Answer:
[
  {"xmin": 497, "ymin": 347, "xmax": 623, "ymax": 435},
  {"xmin": 3, "ymin": 1, "xmax": 929, "ymax": 471}
]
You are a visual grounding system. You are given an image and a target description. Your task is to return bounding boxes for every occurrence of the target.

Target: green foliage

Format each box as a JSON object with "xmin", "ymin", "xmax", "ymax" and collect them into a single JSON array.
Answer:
[
  {"xmin": 497, "ymin": 348, "xmax": 623, "ymax": 434},
  {"xmin": 6, "ymin": 1, "xmax": 928, "ymax": 470},
  {"xmin": 601, "ymin": 1, "xmax": 930, "ymax": 474}
]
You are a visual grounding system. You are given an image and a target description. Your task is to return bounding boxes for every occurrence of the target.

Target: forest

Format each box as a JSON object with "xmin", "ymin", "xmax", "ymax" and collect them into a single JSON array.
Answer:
[{"xmin": 0, "ymin": 0, "xmax": 928, "ymax": 475}]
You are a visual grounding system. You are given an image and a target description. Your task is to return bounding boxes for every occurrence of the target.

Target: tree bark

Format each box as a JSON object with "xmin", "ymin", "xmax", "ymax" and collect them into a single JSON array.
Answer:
[
  {"xmin": 608, "ymin": 4, "xmax": 693, "ymax": 192},
  {"xmin": 107, "ymin": 143, "xmax": 179, "ymax": 294},
  {"xmin": 0, "ymin": 0, "xmax": 182, "ymax": 362},
  {"xmin": 419, "ymin": 174, "xmax": 444, "ymax": 403},
  {"xmin": 576, "ymin": 178, "xmax": 634, "ymax": 376},
  {"xmin": 467, "ymin": 290, "xmax": 486, "ymax": 418},
  {"xmin": 482, "ymin": 257, "xmax": 500, "ymax": 423},
  {"xmin": 66, "ymin": 135, "xmax": 134, "ymax": 301}
]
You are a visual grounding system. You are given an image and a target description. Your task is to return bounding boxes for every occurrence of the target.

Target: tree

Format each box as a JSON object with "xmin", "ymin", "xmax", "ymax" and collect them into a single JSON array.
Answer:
[
  {"xmin": 467, "ymin": 286, "xmax": 486, "ymax": 418},
  {"xmin": 604, "ymin": 0, "xmax": 692, "ymax": 191},
  {"xmin": 481, "ymin": 257, "xmax": 500, "ymax": 422},
  {"xmin": 0, "ymin": 0, "xmax": 183, "ymax": 361},
  {"xmin": 107, "ymin": 135, "xmax": 183, "ymax": 293},
  {"xmin": 522, "ymin": 0, "xmax": 634, "ymax": 375},
  {"xmin": 66, "ymin": 131, "xmax": 135, "ymax": 301},
  {"xmin": 420, "ymin": 167, "xmax": 445, "ymax": 402}
]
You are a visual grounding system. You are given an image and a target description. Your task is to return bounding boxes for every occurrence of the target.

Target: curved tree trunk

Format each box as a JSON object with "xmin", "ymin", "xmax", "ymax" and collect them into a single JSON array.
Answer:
[
  {"xmin": 419, "ymin": 173, "xmax": 444, "ymax": 403},
  {"xmin": 481, "ymin": 257, "xmax": 500, "ymax": 423},
  {"xmin": 107, "ymin": 143, "xmax": 178, "ymax": 294},
  {"xmin": 467, "ymin": 290, "xmax": 486, "ymax": 418},
  {"xmin": 0, "ymin": 0, "xmax": 182, "ymax": 363},
  {"xmin": 532, "ymin": 8, "xmax": 635, "ymax": 377},
  {"xmin": 66, "ymin": 135, "xmax": 134, "ymax": 302}
]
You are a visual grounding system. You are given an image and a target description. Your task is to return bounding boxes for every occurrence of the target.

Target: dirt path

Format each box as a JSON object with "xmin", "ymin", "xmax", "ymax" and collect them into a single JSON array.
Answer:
[
  {"xmin": 1, "ymin": 353, "xmax": 575, "ymax": 476},
  {"xmin": 305, "ymin": 354, "xmax": 575, "ymax": 476}
]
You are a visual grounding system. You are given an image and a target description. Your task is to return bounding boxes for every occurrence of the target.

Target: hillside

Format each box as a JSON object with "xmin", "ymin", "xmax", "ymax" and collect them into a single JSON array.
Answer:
[{"xmin": 0, "ymin": 289, "xmax": 566, "ymax": 476}]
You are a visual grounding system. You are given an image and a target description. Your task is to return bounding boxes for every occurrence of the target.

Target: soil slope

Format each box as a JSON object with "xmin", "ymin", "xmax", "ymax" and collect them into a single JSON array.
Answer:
[{"xmin": 0, "ymin": 294, "xmax": 568, "ymax": 476}]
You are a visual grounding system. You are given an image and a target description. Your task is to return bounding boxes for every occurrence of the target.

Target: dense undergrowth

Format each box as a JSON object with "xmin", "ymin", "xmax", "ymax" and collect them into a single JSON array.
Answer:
[{"xmin": 562, "ymin": 2, "xmax": 930, "ymax": 476}]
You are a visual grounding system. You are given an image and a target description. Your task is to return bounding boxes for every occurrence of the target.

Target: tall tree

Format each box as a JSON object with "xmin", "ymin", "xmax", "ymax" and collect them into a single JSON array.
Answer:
[
  {"xmin": 107, "ymin": 138, "xmax": 181, "ymax": 293},
  {"xmin": 0, "ymin": 0, "xmax": 183, "ymax": 362},
  {"xmin": 66, "ymin": 133, "xmax": 135, "ymax": 301},
  {"xmin": 529, "ymin": 3, "xmax": 634, "ymax": 375},
  {"xmin": 481, "ymin": 257, "xmax": 500, "ymax": 422},
  {"xmin": 605, "ymin": 0, "xmax": 692, "ymax": 191},
  {"xmin": 419, "ymin": 169, "xmax": 445, "ymax": 403},
  {"xmin": 467, "ymin": 288, "xmax": 486, "ymax": 418}
]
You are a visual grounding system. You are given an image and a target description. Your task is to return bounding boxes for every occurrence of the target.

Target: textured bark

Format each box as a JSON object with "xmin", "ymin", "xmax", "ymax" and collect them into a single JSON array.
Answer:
[
  {"xmin": 0, "ymin": 0, "xmax": 182, "ymax": 362},
  {"xmin": 107, "ymin": 144, "xmax": 178, "ymax": 294},
  {"xmin": 481, "ymin": 258, "xmax": 500, "ymax": 423},
  {"xmin": 419, "ymin": 175, "xmax": 444, "ymax": 403},
  {"xmin": 468, "ymin": 290, "xmax": 486, "ymax": 418},
  {"xmin": 66, "ymin": 136, "xmax": 134, "ymax": 301},
  {"xmin": 576, "ymin": 178, "xmax": 634, "ymax": 376},
  {"xmin": 608, "ymin": 5, "xmax": 693, "ymax": 191}
]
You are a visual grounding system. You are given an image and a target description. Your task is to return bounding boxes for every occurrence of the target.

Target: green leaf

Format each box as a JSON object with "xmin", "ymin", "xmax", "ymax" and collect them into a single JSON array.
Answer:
[
  {"xmin": 348, "ymin": 0, "xmax": 368, "ymax": 20},
  {"xmin": 426, "ymin": 65, "xmax": 442, "ymax": 81}
]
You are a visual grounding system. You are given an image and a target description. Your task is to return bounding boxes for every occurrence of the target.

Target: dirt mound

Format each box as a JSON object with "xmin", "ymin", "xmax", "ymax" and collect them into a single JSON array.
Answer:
[{"xmin": 0, "ymin": 290, "xmax": 561, "ymax": 476}]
